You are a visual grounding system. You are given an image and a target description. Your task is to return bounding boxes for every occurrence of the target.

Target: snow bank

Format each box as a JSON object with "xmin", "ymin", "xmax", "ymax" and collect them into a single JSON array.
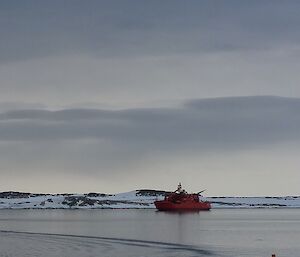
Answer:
[{"xmin": 0, "ymin": 190, "xmax": 299, "ymax": 209}]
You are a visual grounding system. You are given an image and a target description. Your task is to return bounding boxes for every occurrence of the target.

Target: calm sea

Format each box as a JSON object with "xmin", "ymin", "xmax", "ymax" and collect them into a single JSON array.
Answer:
[{"xmin": 0, "ymin": 209, "xmax": 299, "ymax": 257}]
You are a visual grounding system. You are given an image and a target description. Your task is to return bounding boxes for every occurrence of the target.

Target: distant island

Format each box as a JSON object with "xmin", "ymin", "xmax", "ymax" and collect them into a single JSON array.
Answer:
[{"xmin": 0, "ymin": 190, "xmax": 299, "ymax": 209}]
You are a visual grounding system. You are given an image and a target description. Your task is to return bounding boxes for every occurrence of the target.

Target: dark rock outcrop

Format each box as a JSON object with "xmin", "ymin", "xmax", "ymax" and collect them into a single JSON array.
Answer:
[
  {"xmin": 136, "ymin": 189, "xmax": 169, "ymax": 197},
  {"xmin": 0, "ymin": 191, "xmax": 31, "ymax": 199},
  {"xmin": 85, "ymin": 192, "xmax": 112, "ymax": 197}
]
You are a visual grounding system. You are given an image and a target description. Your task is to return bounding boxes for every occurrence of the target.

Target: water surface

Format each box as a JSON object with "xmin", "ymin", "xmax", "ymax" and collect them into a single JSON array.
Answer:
[{"xmin": 0, "ymin": 209, "xmax": 299, "ymax": 257}]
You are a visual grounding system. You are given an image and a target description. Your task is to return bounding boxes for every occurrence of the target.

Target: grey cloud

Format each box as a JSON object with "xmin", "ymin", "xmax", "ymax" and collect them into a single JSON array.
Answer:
[
  {"xmin": 0, "ymin": 102, "xmax": 46, "ymax": 112},
  {"xmin": 186, "ymin": 95, "xmax": 300, "ymax": 111},
  {"xmin": 2, "ymin": 1, "xmax": 300, "ymax": 108},
  {"xmin": 0, "ymin": 96, "xmax": 300, "ymax": 150},
  {"xmin": 1, "ymin": 96, "xmax": 300, "ymax": 194},
  {"xmin": 2, "ymin": 1, "xmax": 300, "ymax": 63},
  {"xmin": 3, "ymin": 1, "xmax": 300, "ymax": 194}
]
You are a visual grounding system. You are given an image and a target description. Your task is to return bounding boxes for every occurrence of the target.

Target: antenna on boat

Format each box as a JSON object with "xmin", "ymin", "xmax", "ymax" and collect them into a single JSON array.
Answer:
[{"xmin": 197, "ymin": 189, "xmax": 206, "ymax": 195}]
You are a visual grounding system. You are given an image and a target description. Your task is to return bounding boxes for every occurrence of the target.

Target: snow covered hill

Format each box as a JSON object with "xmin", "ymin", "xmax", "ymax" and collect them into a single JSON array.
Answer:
[{"xmin": 0, "ymin": 190, "xmax": 299, "ymax": 209}]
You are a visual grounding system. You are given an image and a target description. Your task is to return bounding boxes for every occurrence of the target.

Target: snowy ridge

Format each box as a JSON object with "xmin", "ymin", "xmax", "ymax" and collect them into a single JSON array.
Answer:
[
  {"xmin": 0, "ymin": 190, "xmax": 299, "ymax": 209},
  {"xmin": 207, "ymin": 196, "xmax": 300, "ymax": 208}
]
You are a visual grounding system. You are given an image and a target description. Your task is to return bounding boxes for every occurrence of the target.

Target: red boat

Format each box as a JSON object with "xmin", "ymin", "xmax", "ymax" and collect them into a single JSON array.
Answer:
[{"xmin": 154, "ymin": 183, "xmax": 211, "ymax": 211}]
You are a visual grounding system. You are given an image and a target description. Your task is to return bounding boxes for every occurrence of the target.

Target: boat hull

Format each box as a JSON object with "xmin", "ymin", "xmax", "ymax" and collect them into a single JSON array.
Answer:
[{"xmin": 154, "ymin": 200, "xmax": 211, "ymax": 211}]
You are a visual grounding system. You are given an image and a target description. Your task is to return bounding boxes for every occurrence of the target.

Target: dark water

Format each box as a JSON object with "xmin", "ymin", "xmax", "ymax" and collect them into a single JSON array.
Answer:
[{"xmin": 0, "ymin": 209, "xmax": 299, "ymax": 257}]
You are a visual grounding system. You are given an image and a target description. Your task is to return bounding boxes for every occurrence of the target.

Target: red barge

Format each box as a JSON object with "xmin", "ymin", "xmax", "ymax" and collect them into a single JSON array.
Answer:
[{"xmin": 154, "ymin": 183, "xmax": 211, "ymax": 211}]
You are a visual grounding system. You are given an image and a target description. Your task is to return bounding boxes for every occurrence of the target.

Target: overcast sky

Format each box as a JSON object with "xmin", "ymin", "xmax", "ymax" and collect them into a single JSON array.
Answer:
[{"xmin": 1, "ymin": 1, "xmax": 300, "ymax": 195}]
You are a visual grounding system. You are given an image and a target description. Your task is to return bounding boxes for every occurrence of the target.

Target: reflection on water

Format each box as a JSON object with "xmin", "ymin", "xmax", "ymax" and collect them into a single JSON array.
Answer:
[{"xmin": 0, "ymin": 209, "xmax": 300, "ymax": 257}]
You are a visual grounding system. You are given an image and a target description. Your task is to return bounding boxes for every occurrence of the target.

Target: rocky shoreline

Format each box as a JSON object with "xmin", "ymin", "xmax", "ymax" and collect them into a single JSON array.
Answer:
[{"xmin": 0, "ymin": 190, "xmax": 299, "ymax": 209}]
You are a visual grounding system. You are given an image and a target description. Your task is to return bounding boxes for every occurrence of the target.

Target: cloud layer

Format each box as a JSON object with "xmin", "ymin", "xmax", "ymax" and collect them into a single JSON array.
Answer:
[
  {"xmin": 1, "ymin": 2, "xmax": 300, "ymax": 195},
  {"xmin": 1, "ymin": 1, "xmax": 300, "ymax": 108},
  {"xmin": 0, "ymin": 96, "xmax": 300, "ymax": 195},
  {"xmin": 0, "ymin": 96, "xmax": 299, "ymax": 146},
  {"xmin": 2, "ymin": 1, "xmax": 300, "ymax": 63}
]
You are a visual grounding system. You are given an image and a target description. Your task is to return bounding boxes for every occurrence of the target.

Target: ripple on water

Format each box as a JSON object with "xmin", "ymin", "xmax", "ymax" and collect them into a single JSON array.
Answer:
[{"xmin": 0, "ymin": 231, "xmax": 216, "ymax": 257}]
